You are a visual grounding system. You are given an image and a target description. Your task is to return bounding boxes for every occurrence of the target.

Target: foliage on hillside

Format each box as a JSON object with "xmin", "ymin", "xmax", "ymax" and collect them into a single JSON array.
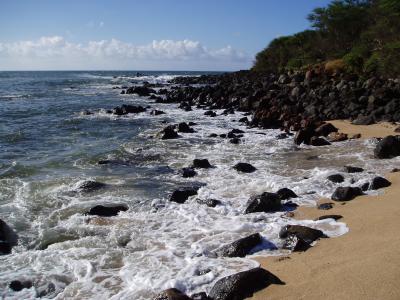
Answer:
[{"xmin": 252, "ymin": 0, "xmax": 400, "ymax": 77}]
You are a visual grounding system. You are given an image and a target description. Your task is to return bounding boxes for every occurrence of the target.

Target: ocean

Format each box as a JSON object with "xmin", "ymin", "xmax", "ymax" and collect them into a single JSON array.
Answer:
[{"xmin": 0, "ymin": 71, "xmax": 397, "ymax": 299}]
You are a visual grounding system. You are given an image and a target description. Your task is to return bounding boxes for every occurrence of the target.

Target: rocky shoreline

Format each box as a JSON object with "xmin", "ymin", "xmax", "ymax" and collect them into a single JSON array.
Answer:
[{"xmin": 2, "ymin": 70, "xmax": 400, "ymax": 299}]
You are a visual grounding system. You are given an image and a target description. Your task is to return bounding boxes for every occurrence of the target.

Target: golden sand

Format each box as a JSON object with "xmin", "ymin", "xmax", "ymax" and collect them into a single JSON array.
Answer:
[{"xmin": 249, "ymin": 121, "xmax": 400, "ymax": 300}]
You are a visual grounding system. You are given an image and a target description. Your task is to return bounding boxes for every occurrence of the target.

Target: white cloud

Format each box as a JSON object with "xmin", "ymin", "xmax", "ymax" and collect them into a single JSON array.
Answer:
[{"xmin": 0, "ymin": 36, "xmax": 251, "ymax": 70}]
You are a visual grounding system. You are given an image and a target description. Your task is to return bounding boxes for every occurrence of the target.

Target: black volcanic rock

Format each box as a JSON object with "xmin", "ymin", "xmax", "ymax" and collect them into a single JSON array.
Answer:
[
  {"xmin": 327, "ymin": 174, "xmax": 345, "ymax": 183},
  {"xmin": 159, "ymin": 125, "xmax": 179, "ymax": 139},
  {"xmin": 374, "ymin": 135, "xmax": 400, "ymax": 159},
  {"xmin": 192, "ymin": 159, "xmax": 213, "ymax": 169},
  {"xmin": 209, "ymin": 267, "xmax": 284, "ymax": 300},
  {"xmin": 153, "ymin": 288, "xmax": 192, "ymax": 300},
  {"xmin": 170, "ymin": 188, "xmax": 198, "ymax": 204},
  {"xmin": 276, "ymin": 188, "xmax": 298, "ymax": 200},
  {"xmin": 78, "ymin": 180, "xmax": 106, "ymax": 192},
  {"xmin": 178, "ymin": 122, "xmax": 195, "ymax": 133},
  {"xmin": 369, "ymin": 176, "xmax": 391, "ymax": 190},
  {"xmin": 279, "ymin": 225, "xmax": 326, "ymax": 244},
  {"xmin": 344, "ymin": 166, "xmax": 364, "ymax": 173},
  {"xmin": 245, "ymin": 192, "xmax": 282, "ymax": 214},
  {"xmin": 196, "ymin": 198, "xmax": 221, "ymax": 207},
  {"xmin": 215, "ymin": 233, "xmax": 262, "ymax": 258},
  {"xmin": 181, "ymin": 167, "xmax": 197, "ymax": 178},
  {"xmin": 233, "ymin": 162, "xmax": 257, "ymax": 173},
  {"xmin": 331, "ymin": 186, "xmax": 363, "ymax": 201},
  {"xmin": 87, "ymin": 205, "xmax": 128, "ymax": 217}
]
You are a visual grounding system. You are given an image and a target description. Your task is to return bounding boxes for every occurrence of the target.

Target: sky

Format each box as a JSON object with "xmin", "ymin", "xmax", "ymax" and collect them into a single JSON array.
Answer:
[{"xmin": 0, "ymin": 0, "xmax": 332, "ymax": 71}]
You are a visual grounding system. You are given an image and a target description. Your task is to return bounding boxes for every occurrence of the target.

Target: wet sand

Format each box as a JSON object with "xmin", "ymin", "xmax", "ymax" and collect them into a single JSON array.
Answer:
[{"xmin": 250, "ymin": 121, "xmax": 400, "ymax": 300}]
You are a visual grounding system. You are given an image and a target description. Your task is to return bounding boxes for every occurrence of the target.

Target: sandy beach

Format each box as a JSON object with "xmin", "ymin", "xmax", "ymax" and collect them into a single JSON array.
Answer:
[{"xmin": 250, "ymin": 121, "xmax": 400, "ymax": 300}]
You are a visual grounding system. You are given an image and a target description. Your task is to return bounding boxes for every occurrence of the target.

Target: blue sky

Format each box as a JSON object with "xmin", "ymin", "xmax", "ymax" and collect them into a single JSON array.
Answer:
[{"xmin": 0, "ymin": 0, "xmax": 331, "ymax": 71}]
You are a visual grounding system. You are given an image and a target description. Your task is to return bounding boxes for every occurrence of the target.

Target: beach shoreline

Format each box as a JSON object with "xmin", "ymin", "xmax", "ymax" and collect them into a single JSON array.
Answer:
[{"xmin": 249, "ymin": 121, "xmax": 400, "ymax": 300}]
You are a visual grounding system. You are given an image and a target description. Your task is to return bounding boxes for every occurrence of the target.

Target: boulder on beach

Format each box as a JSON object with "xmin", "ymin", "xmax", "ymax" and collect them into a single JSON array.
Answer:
[
  {"xmin": 314, "ymin": 123, "xmax": 338, "ymax": 137},
  {"xmin": 233, "ymin": 162, "xmax": 257, "ymax": 173},
  {"xmin": 214, "ymin": 233, "xmax": 262, "ymax": 258},
  {"xmin": 86, "ymin": 205, "xmax": 128, "ymax": 217},
  {"xmin": 245, "ymin": 192, "xmax": 282, "ymax": 214},
  {"xmin": 279, "ymin": 225, "xmax": 326, "ymax": 244},
  {"xmin": 282, "ymin": 234, "xmax": 311, "ymax": 252},
  {"xmin": 317, "ymin": 202, "xmax": 335, "ymax": 210},
  {"xmin": 209, "ymin": 267, "xmax": 284, "ymax": 300},
  {"xmin": 153, "ymin": 288, "xmax": 192, "ymax": 300},
  {"xmin": 310, "ymin": 136, "xmax": 331, "ymax": 146},
  {"xmin": 374, "ymin": 135, "xmax": 400, "ymax": 159},
  {"xmin": 192, "ymin": 159, "xmax": 213, "ymax": 169},
  {"xmin": 370, "ymin": 176, "xmax": 391, "ymax": 190},
  {"xmin": 315, "ymin": 215, "xmax": 343, "ymax": 221},
  {"xmin": 170, "ymin": 188, "xmax": 198, "ymax": 204},
  {"xmin": 327, "ymin": 132, "xmax": 348, "ymax": 142},
  {"xmin": 331, "ymin": 186, "xmax": 363, "ymax": 201}
]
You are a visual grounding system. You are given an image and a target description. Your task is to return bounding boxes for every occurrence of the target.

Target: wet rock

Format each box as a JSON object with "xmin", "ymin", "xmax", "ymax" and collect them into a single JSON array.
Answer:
[
  {"xmin": 87, "ymin": 205, "xmax": 128, "ymax": 217},
  {"xmin": 154, "ymin": 288, "xmax": 192, "ymax": 300},
  {"xmin": 196, "ymin": 199, "xmax": 221, "ymax": 208},
  {"xmin": 209, "ymin": 267, "xmax": 284, "ymax": 300},
  {"xmin": 178, "ymin": 122, "xmax": 195, "ymax": 133},
  {"xmin": 112, "ymin": 104, "xmax": 146, "ymax": 115},
  {"xmin": 294, "ymin": 128, "xmax": 314, "ymax": 145},
  {"xmin": 190, "ymin": 292, "xmax": 211, "ymax": 300},
  {"xmin": 219, "ymin": 134, "xmax": 227, "ymax": 138},
  {"xmin": 159, "ymin": 125, "xmax": 179, "ymax": 140},
  {"xmin": 344, "ymin": 166, "xmax": 364, "ymax": 173},
  {"xmin": 361, "ymin": 182, "xmax": 370, "ymax": 191},
  {"xmin": 204, "ymin": 110, "xmax": 217, "ymax": 117},
  {"xmin": 245, "ymin": 192, "xmax": 282, "ymax": 214},
  {"xmin": 0, "ymin": 219, "xmax": 17, "ymax": 255},
  {"xmin": 310, "ymin": 136, "xmax": 331, "ymax": 146},
  {"xmin": 276, "ymin": 133, "xmax": 288, "ymax": 139},
  {"xmin": 327, "ymin": 174, "xmax": 345, "ymax": 183},
  {"xmin": 317, "ymin": 202, "xmax": 334, "ymax": 210},
  {"xmin": 315, "ymin": 215, "xmax": 343, "ymax": 221},
  {"xmin": 374, "ymin": 135, "xmax": 400, "ymax": 159},
  {"xmin": 331, "ymin": 186, "xmax": 363, "ymax": 201},
  {"xmin": 209, "ymin": 133, "xmax": 218, "ymax": 138},
  {"xmin": 238, "ymin": 117, "xmax": 249, "ymax": 124},
  {"xmin": 181, "ymin": 168, "xmax": 197, "ymax": 178},
  {"xmin": 233, "ymin": 162, "xmax": 257, "ymax": 173},
  {"xmin": 150, "ymin": 110, "xmax": 165, "ymax": 116},
  {"xmin": 276, "ymin": 188, "xmax": 298, "ymax": 200},
  {"xmin": 229, "ymin": 129, "xmax": 245, "ymax": 134},
  {"xmin": 327, "ymin": 132, "xmax": 348, "ymax": 142},
  {"xmin": 215, "ymin": 233, "xmax": 262, "ymax": 258},
  {"xmin": 9, "ymin": 280, "xmax": 32, "ymax": 292},
  {"xmin": 229, "ymin": 138, "xmax": 241, "ymax": 144},
  {"xmin": 170, "ymin": 188, "xmax": 198, "ymax": 204},
  {"xmin": 125, "ymin": 86, "xmax": 156, "ymax": 96},
  {"xmin": 370, "ymin": 176, "xmax": 391, "ymax": 190},
  {"xmin": 192, "ymin": 159, "xmax": 213, "ymax": 169},
  {"xmin": 352, "ymin": 115, "xmax": 375, "ymax": 125},
  {"xmin": 282, "ymin": 234, "xmax": 311, "ymax": 252},
  {"xmin": 314, "ymin": 123, "xmax": 338, "ymax": 137},
  {"xmin": 279, "ymin": 225, "xmax": 326, "ymax": 244},
  {"xmin": 78, "ymin": 180, "xmax": 106, "ymax": 192}
]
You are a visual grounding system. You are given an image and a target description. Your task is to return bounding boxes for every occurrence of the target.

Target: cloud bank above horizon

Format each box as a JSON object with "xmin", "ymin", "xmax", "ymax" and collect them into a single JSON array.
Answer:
[{"xmin": 0, "ymin": 36, "xmax": 251, "ymax": 71}]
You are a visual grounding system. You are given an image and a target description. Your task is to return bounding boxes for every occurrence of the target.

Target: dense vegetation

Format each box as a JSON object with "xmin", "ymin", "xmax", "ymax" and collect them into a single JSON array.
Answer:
[{"xmin": 253, "ymin": 0, "xmax": 400, "ymax": 77}]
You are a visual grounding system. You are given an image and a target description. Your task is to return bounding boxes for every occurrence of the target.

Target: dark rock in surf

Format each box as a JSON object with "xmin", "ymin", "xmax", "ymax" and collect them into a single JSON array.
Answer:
[
  {"xmin": 150, "ymin": 110, "xmax": 165, "ymax": 116},
  {"xmin": 204, "ymin": 110, "xmax": 217, "ymax": 117},
  {"xmin": 344, "ymin": 165, "xmax": 364, "ymax": 173},
  {"xmin": 153, "ymin": 288, "xmax": 192, "ymax": 300},
  {"xmin": 170, "ymin": 189, "xmax": 198, "ymax": 204},
  {"xmin": 310, "ymin": 136, "xmax": 331, "ymax": 146},
  {"xmin": 233, "ymin": 162, "xmax": 256, "ymax": 173},
  {"xmin": 245, "ymin": 192, "xmax": 282, "ymax": 214},
  {"xmin": 315, "ymin": 215, "xmax": 343, "ymax": 221},
  {"xmin": 196, "ymin": 198, "xmax": 221, "ymax": 208},
  {"xmin": 0, "ymin": 219, "xmax": 17, "ymax": 255},
  {"xmin": 370, "ymin": 176, "xmax": 391, "ymax": 190},
  {"xmin": 327, "ymin": 174, "xmax": 345, "ymax": 183},
  {"xmin": 279, "ymin": 225, "xmax": 326, "ymax": 244},
  {"xmin": 209, "ymin": 267, "xmax": 284, "ymax": 300},
  {"xmin": 229, "ymin": 138, "xmax": 241, "ymax": 144},
  {"xmin": 9, "ymin": 280, "xmax": 32, "ymax": 292},
  {"xmin": 125, "ymin": 86, "xmax": 156, "ymax": 96},
  {"xmin": 215, "ymin": 233, "xmax": 262, "ymax": 258},
  {"xmin": 276, "ymin": 188, "xmax": 298, "ymax": 200},
  {"xmin": 159, "ymin": 125, "xmax": 179, "ymax": 139},
  {"xmin": 374, "ymin": 135, "xmax": 400, "ymax": 159},
  {"xmin": 112, "ymin": 104, "xmax": 146, "ymax": 115},
  {"xmin": 282, "ymin": 234, "xmax": 311, "ymax": 252},
  {"xmin": 86, "ymin": 205, "xmax": 128, "ymax": 217},
  {"xmin": 331, "ymin": 186, "xmax": 363, "ymax": 201},
  {"xmin": 192, "ymin": 159, "xmax": 213, "ymax": 169},
  {"xmin": 78, "ymin": 180, "xmax": 106, "ymax": 192},
  {"xmin": 190, "ymin": 292, "xmax": 211, "ymax": 300},
  {"xmin": 178, "ymin": 122, "xmax": 195, "ymax": 133},
  {"xmin": 181, "ymin": 168, "xmax": 197, "ymax": 178},
  {"xmin": 314, "ymin": 123, "xmax": 338, "ymax": 137}
]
